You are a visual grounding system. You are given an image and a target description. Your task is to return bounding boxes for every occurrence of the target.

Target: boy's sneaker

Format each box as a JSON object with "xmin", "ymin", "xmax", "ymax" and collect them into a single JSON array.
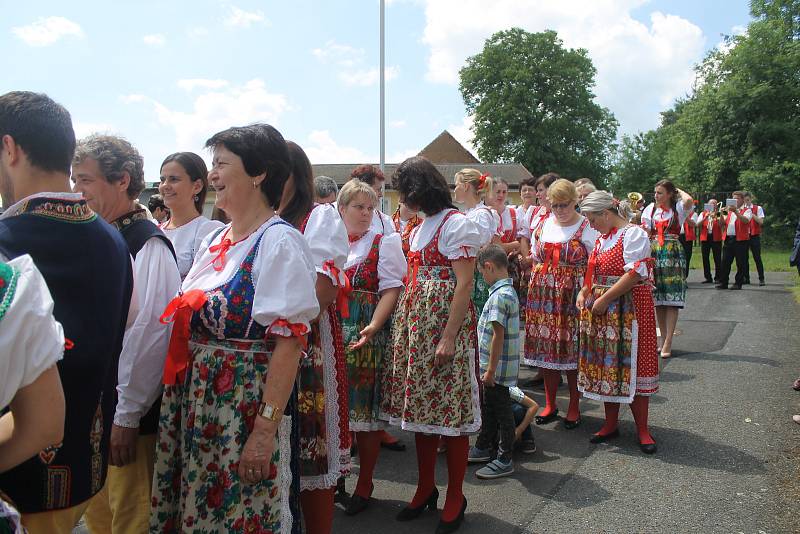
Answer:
[
  {"xmin": 476, "ymin": 458, "xmax": 514, "ymax": 479},
  {"xmin": 519, "ymin": 438, "xmax": 537, "ymax": 454},
  {"xmin": 468, "ymin": 445, "xmax": 493, "ymax": 463}
]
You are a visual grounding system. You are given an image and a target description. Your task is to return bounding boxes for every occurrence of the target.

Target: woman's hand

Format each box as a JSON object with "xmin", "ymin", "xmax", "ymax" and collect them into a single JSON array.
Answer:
[
  {"xmin": 238, "ymin": 417, "xmax": 277, "ymax": 484},
  {"xmin": 434, "ymin": 336, "xmax": 456, "ymax": 367},
  {"xmin": 350, "ymin": 323, "xmax": 378, "ymax": 350},
  {"xmin": 576, "ymin": 290, "xmax": 587, "ymax": 310},
  {"xmin": 591, "ymin": 295, "xmax": 610, "ymax": 315}
]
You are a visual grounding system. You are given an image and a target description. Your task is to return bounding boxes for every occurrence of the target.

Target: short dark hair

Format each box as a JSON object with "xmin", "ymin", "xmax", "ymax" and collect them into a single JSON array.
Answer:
[
  {"xmin": 536, "ymin": 172, "xmax": 560, "ymax": 189},
  {"xmin": 148, "ymin": 193, "xmax": 166, "ymax": 212},
  {"xmin": 0, "ymin": 91, "xmax": 75, "ymax": 174},
  {"xmin": 519, "ymin": 176, "xmax": 537, "ymax": 190},
  {"xmin": 477, "ymin": 244, "xmax": 508, "ymax": 269},
  {"xmin": 351, "ymin": 164, "xmax": 385, "ymax": 186},
  {"xmin": 391, "ymin": 156, "xmax": 455, "ymax": 216},
  {"xmin": 74, "ymin": 134, "xmax": 145, "ymax": 199},
  {"xmin": 281, "ymin": 141, "xmax": 315, "ymax": 229},
  {"xmin": 161, "ymin": 152, "xmax": 209, "ymax": 214},
  {"xmin": 205, "ymin": 123, "xmax": 291, "ymax": 210}
]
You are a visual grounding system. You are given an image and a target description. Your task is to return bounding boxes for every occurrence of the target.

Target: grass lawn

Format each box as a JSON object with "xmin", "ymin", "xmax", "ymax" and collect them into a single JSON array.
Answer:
[{"xmin": 687, "ymin": 246, "xmax": 794, "ymax": 272}]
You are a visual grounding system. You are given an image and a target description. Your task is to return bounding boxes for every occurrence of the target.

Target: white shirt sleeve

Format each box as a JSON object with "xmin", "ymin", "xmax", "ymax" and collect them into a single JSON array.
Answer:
[
  {"xmin": 756, "ymin": 206, "xmax": 765, "ymax": 218},
  {"xmin": 640, "ymin": 203, "xmax": 655, "ymax": 231},
  {"xmin": 439, "ymin": 212, "xmax": 482, "ymax": 260},
  {"xmin": 622, "ymin": 227, "xmax": 651, "ymax": 278},
  {"xmin": 252, "ymin": 227, "xmax": 320, "ymax": 337},
  {"xmin": 304, "ymin": 204, "xmax": 349, "ymax": 286},
  {"xmin": 515, "ymin": 208, "xmax": 530, "ymax": 240},
  {"xmin": 675, "ymin": 202, "xmax": 689, "ymax": 225},
  {"xmin": 580, "ymin": 222, "xmax": 601, "ymax": 252},
  {"xmin": 0, "ymin": 255, "xmax": 65, "ymax": 410},
  {"xmin": 115, "ymin": 238, "xmax": 182, "ymax": 428},
  {"xmin": 492, "ymin": 210, "xmax": 502, "ymax": 237},
  {"xmin": 739, "ymin": 209, "xmax": 753, "ymax": 223},
  {"xmin": 471, "ymin": 208, "xmax": 498, "ymax": 246},
  {"xmin": 377, "ymin": 233, "xmax": 406, "ymax": 293}
]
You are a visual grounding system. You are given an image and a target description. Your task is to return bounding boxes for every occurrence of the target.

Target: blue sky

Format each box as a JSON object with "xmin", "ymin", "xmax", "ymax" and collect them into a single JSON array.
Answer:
[{"xmin": 1, "ymin": 0, "xmax": 751, "ymax": 184}]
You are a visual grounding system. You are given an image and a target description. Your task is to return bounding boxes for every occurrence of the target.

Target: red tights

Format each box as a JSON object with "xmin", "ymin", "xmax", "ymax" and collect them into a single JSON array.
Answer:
[
  {"xmin": 353, "ymin": 431, "xmax": 381, "ymax": 498},
  {"xmin": 300, "ymin": 488, "xmax": 334, "ymax": 534},
  {"xmin": 410, "ymin": 434, "xmax": 468, "ymax": 522},
  {"xmin": 540, "ymin": 369, "xmax": 580, "ymax": 421},
  {"xmin": 596, "ymin": 396, "xmax": 654, "ymax": 445}
]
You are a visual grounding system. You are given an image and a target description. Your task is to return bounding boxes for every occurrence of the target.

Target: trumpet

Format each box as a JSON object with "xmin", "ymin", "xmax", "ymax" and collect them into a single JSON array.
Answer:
[{"xmin": 627, "ymin": 192, "xmax": 642, "ymax": 204}]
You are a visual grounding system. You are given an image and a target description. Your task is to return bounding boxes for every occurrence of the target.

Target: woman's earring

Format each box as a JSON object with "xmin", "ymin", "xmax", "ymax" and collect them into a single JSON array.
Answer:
[
  {"xmin": 253, "ymin": 181, "xmax": 258, "ymax": 189},
  {"xmin": 194, "ymin": 194, "xmax": 199, "ymax": 202}
]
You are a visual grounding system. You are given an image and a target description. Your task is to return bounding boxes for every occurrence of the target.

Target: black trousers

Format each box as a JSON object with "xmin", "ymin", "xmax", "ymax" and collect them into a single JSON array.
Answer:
[
  {"xmin": 747, "ymin": 235, "xmax": 765, "ymax": 282},
  {"xmin": 475, "ymin": 383, "xmax": 515, "ymax": 461},
  {"xmin": 679, "ymin": 234, "xmax": 694, "ymax": 278},
  {"xmin": 701, "ymin": 240, "xmax": 722, "ymax": 282},
  {"xmin": 719, "ymin": 237, "xmax": 749, "ymax": 286}
]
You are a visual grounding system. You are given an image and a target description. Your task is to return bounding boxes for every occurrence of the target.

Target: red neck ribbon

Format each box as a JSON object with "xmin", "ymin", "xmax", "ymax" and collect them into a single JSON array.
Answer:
[
  {"xmin": 323, "ymin": 260, "xmax": 353, "ymax": 319},
  {"xmin": 208, "ymin": 228, "xmax": 250, "ymax": 271},
  {"xmin": 654, "ymin": 219, "xmax": 669, "ymax": 246},
  {"xmin": 407, "ymin": 251, "xmax": 422, "ymax": 292}
]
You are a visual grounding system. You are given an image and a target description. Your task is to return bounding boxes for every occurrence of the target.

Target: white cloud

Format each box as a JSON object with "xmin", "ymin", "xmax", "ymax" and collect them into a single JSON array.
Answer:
[
  {"xmin": 12, "ymin": 16, "xmax": 84, "ymax": 47},
  {"xmin": 313, "ymin": 40, "xmax": 400, "ymax": 87},
  {"xmin": 389, "ymin": 119, "xmax": 407, "ymax": 128},
  {"xmin": 419, "ymin": 0, "xmax": 706, "ymax": 134},
  {"xmin": 224, "ymin": 6, "xmax": 267, "ymax": 28},
  {"xmin": 339, "ymin": 66, "xmax": 400, "ymax": 87},
  {"xmin": 177, "ymin": 79, "xmax": 230, "ymax": 91},
  {"xmin": 187, "ymin": 26, "xmax": 209, "ymax": 38},
  {"xmin": 143, "ymin": 34, "xmax": 165, "ymax": 46},
  {"xmin": 73, "ymin": 120, "xmax": 115, "ymax": 139},
  {"xmin": 304, "ymin": 130, "xmax": 371, "ymax": 164},
  {"xmin": 121, "ymin": 79, "xmax": 290, "ymax": 150}
]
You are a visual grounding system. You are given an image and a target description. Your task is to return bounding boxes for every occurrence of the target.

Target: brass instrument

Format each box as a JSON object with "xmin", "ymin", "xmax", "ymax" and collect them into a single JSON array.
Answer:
[
  {"xmin": 628, "ymin": 192, "xmax": 643, "ymax": 224},
  {"xmin": 627, "ymin": 191, "xmax": 642, "ymax": 204}
]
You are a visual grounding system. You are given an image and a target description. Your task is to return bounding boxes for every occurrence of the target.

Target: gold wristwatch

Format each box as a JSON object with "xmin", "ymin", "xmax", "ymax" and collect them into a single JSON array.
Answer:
[{"xmin": 257, "ymin": 402, "xmax": 283, "ymax": 422}]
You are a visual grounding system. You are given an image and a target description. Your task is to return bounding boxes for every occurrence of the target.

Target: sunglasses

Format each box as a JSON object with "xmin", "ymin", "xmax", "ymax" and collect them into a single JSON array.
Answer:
[{"xmin": 550, "ymin": 202, "xmax": 574, "ymax": 210}]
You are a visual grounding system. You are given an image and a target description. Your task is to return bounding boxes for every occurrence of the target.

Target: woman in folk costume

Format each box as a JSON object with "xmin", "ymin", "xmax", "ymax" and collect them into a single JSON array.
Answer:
[
  {"xmin": 524, "ymin": 179, "xmax": 599, "ymax": 429},
  {"xmin": 640, "ymin": 179, "xmax": 693, "ymax": 358},
  {"xmin": 382, "ymin": 157, "xmax": 482, "ymax": 534},
  {"xmin": 152, "ymin": 124, "xmax": 319, "ymax": 533},
  {"xmin": 487, "ymin": 178, "xmax": 530, "ymax": 305},
  {"xmin": 453, "ymin": 168, "xmax": 499, "ymax": 315},
  {"xmin": 278, "ymin": 141, "xmax": 350, "ymax": 534},
  {"xmin": 157, "ymin": 152, "xmax": 224, "ymax": 279},
  {"xmin": 335, "ymin": 180, "xmax": 405, "ymax": 515},
  {"xmin": 576, "ymin": 191, "xmax": 659, "ymax": 454},
  {"xmin": 392, "ymin": 201, "xmax": 422, "ymax": 256}
]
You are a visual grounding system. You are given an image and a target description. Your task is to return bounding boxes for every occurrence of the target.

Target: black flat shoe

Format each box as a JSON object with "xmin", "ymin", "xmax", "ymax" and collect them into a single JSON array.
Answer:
[
  {"xmin": 759, "ymin": 280, "xmax": 766, "ymax": 286},
  {"xmin": 715, "ymin": 284, "xmax": 728, "ymax": 290},
  {"xmin": 702, "ymin": 279, "xmax": 713, "ymax": 284},
  {"xmin": 589, "ymin": 429, "xmax": 620, "ymax": 444},
  {"xmin": 396, "ymin": 487, "xmax": 438, "ymax": 521},
  {"xmin": 345, "ymin": 484, "xmax": 373, "ymax": 516},
  {"xmin": 435, "ymin": 497, "xmax": 467, "ymax": 534},
  {"xmin": 563, "ymin": 417, "xmax": 581, "ymax": 430},
  {"xmin": 381, "ymin": 440, "xmax": 406, "ymax": 452},
  {"xmin": 535, "ymin": 410, "xmax": 559, "ymax": 425},
  {"xmin": 639, "ymin": 442, "xmax": 657, "ymax": 454}
]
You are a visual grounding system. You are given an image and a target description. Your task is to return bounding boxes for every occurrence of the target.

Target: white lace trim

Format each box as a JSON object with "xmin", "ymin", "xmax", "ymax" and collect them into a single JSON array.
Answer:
[
  {"xmin": 299, "ymin": 310, "xmax": 346, "ymax": 491},
  {"xmin": 278, "ymin": 414, "xmax": 293, "ymax": 534},
  {"xmin": 579, "ymin": 319, "xmax": 638, "ymax": 404},
  {"xmin": 521, "ymin": 357, "xmax": 578, "ymax": 371},
  {"xmin": 380, "ymin": 346, "xmax": 482, "ymax": 437},
  {"xmin": 349, "ymin": 421, "xmax": 386, "ymax": 432}
]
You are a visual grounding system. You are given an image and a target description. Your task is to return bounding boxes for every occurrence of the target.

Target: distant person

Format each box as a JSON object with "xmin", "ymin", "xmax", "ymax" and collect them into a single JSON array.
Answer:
[
  {"xmin": 157, "ymin": 152, "xmax": 224, "ymax": 279},
  {"xmin": 743, "ymin": 192, "xmax": 765, "ymax": 285},
  {"xmin": 0, "ymin": 91, "xmax": 134, "ymax": 534},
  {"xmin": 314, "ymin": 175, "xmax": 338, "ymax": 204},
  {"xmin": 468, "ymin": 244, "xmax": 520, "ymax": 481},
  {"xmin": 791, "ymin": 216, "xmax": 800, "ymax": 276},
  {"xmin": 697, "ymin": 199, "xmax": 724, "ymax": 283},
  {"xmin": 147, "ymin": 193, "xmax": 169, "ymax": 224},
  {"xmin": 576, "ymin": 182, "xmax": 596, "ymax": 204},
  {"xmin": 350, "ymin": 164, "xmax": 397, "ymax": 235},
  {"xmin": 716, "ymin": 191, "xmax": 752, "ymax": 291}
]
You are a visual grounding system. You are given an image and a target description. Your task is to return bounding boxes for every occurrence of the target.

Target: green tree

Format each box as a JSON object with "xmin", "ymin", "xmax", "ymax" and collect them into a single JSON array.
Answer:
[{"xmin": 459, "ymin": 28, "xmax": 618, "ymax": 183}]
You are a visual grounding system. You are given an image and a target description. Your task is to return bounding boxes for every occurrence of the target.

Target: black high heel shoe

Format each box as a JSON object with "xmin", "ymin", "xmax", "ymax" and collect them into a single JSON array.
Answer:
[
  {"xmin": 396, "ymin": 487, "xmax": 438, "ymax": 521},
  {"xmin": 436, "ymin": 497, "xmax": 467, "ymax": 534}
]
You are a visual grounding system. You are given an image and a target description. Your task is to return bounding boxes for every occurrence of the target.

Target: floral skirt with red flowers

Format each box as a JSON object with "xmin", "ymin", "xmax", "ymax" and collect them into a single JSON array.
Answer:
[
  {"xmin": 150, "ymin": 335, "xmax": 297, "ymax": 534},
  {"xmin": 381, "ymin": 265, "xmax": 481, "ymax": 436}
]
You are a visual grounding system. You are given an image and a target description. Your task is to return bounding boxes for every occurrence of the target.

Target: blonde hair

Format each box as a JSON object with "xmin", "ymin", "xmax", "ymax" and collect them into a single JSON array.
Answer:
[
  {"xmin": 337, "ymin": 178, "xmax": 378, "ymax": 208},
  {"xmin": 547, "ymin": 178, "xmax": 578, "ymax": 204},
  {"xmin": 454, "ymin": 168, "xmax": 494, "ymax": 198},
  {"xmin": 580, "ymin": 190, "xmax": 632, "ymax": 220}
]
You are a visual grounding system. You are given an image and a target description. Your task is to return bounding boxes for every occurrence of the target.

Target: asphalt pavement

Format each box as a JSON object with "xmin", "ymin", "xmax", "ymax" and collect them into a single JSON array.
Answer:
[{"xmin": 332, "ymin": 270, "xmax": 800, "ymax": 534}]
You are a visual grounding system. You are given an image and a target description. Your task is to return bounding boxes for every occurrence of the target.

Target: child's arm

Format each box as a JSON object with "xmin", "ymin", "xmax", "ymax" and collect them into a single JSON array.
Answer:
[
  {"xmin": 514, "ymin": 395, "xmax": 539, "ymax": 441},
  {"xmin": 481, "ymin": 321, "xmax": 505, "ymax": 386}
]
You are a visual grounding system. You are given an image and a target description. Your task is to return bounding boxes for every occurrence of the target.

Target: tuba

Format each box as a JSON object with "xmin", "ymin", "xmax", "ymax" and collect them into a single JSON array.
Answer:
[
  {"xmin": 627, "ymin": 191, "xmax": 642, "ymax": 204},
  {"xmin": 628, "ymin": 192, "xmax": 643, "ymax": 224}
]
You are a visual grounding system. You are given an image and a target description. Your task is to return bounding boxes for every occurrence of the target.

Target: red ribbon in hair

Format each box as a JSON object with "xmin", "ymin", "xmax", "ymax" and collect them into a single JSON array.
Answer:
[
  {"xmin": 160, "ymin": 289, "xmax": 208, "ymax": 385},
  {"xmin": 654, "ymin": 219, "xmax": 669, "ymax": 246},
  {"xmin": 407, "ymin": 251, "xmax": 422, "ymax": 292},
  {"xmin": 477, "ymin": 173, "xmax": 490, "ymax": 189},
  {"xmin": 322, "ymin": 260, "xmax": 353, "ymax": 319},
  {"xmin": 64, "ymin": 338, "xmax": 74, "ymax": 350},
  {"xmin": 541, "ymin": 242, "xmax": 562, "ymax": 275},
  {"xmin": 268, "ymin": 319, "xmax": 309, "ymax": 349}
]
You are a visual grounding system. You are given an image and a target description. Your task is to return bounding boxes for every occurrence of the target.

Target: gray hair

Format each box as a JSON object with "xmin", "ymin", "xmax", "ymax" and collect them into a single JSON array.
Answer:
[
  {"xmin": 74, "ymin": 134, "xmax": 145, "ymax": 199},
  {"xmin": 314, "ymin": 175, "xmax": 338, "ymax": 199},
  {"xmin": 580, "ymin": 190, "xmax": 632, "ymax": 220}
]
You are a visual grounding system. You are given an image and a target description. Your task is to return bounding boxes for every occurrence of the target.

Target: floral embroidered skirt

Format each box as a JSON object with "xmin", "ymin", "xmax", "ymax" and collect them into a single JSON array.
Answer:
[
  {"xmin": 523, "ymin": 263, "xmax": 584, "ymax": 370},
  {"xmin": 381, "ymin": 266, "xmax": 481, "ymax": 436},
  {"xmin": 341, "ymin": 289, "xmax": 390, "ymax": 432},
  {"xmin": 472, "ymin": 267, "xmax": 490, "ymax": 318},
  {"xmin": 150, "ymin": 336, "xmax": 298, "ymax": 534},
  {"xmin": 297, "ymin": 306, "xmax": 350, "ymax": 491},
  {"xmin": 578, "ymin": 276, "xmax": 659, "ymax": 403},
  {"xmin": 651, "ymin": 235, "xmax": 686, "ymax": 307}
]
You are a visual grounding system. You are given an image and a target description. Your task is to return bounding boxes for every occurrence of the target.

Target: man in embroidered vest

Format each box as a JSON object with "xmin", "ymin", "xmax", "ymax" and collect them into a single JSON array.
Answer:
[
  {"xmin": 716, "ymin": 191, "xmax": 752, "ymax": 290},
  {"xmin": 71, "ymin": 135, "xmax": 181, "ymax": 534},
  {"xmin": 743, "ymin": 192, "xmax": 765, "ymax": 286},
  {"xmin": 697, "ymin": 199, "xmax": 724, "ymax": 283},
  {"xmin": 0, "ymin": 91, "xmax": 134, "ymax": 534}
]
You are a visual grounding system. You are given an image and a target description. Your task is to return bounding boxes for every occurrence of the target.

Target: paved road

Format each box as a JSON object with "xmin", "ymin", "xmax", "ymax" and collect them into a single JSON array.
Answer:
[{"xmin": 331, "ymin": 270, "xmax": 800, "ymax": 534}]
